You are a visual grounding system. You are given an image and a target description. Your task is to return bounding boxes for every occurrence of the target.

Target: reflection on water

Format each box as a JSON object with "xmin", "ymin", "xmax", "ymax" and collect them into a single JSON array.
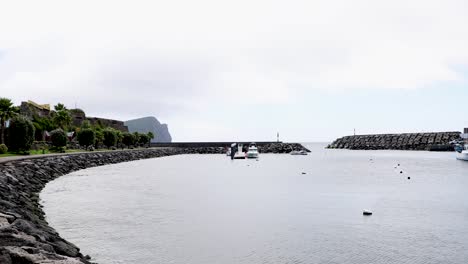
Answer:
[{"xmin": 41, "ymin": 144, "xmax": 468, "ymax": 264}]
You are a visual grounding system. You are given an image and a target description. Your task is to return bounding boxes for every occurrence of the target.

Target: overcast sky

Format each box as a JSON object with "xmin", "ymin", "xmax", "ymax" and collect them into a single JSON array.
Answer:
[{"xmin": 1, "ymin": 0, "xmax": 467, "ymax": 142}]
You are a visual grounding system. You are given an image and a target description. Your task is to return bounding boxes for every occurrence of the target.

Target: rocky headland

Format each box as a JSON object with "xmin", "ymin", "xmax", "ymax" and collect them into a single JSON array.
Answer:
[
  {"xmin": 125, "ymin": 116, "xmax": 172, "ymax": 143},
  {"xmin": 0, "ymin": 143, "xmax": 309, "ymax": 263},
  {"xmin": 327, "ymin": 132, "xmax": 461, "ymax": 151}
]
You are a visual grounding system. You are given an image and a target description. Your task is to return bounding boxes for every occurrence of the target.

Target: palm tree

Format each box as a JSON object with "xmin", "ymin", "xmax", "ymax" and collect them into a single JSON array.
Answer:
[
  {"xmin": 0, "ymin": 98, "xmax": 19, "ymax": 144},
  {"xmin": 52, "ymin": 103, "xmax": 71, "ymax": 130},
  {"xmin": 147, "ymin": 132, "xmax": 154, "ymax": 147},
  {"xmin": 54, "ymin": 103, "xmax": 66, "ymax": 111}
]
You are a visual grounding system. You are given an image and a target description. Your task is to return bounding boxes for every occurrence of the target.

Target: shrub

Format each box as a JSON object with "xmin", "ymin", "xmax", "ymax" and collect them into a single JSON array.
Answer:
[
  {"xmin": 132, "ymin": 132, "xmax": 140, "ymax": 145},
  {"xmin": 50, "ymin": 129, "xmax": 67, "ymax": 148},
  {"xmin": 103, "ymin": 129, "xmax": 117, "ymax": 148},
  {"xmin": 77, "ymin": 128, "xmax": 95, "ymax": 147},
  {"xmin": 8, "ymin": 115, "xmax": 35, "ymax": 153},
  {"xmin": 81, "ymin": 120, "xmax": 92, "ymax": 129},
  {"xmin": 122, "ymin": 132, "xmax": 135, "ymax": 148},
  {"xmin": 0, "ymin": 144, "xmax": 7, "ymax": 154},
  {"xmin": 56, "ymin": 146, "xmax": 66, "ymax": 153},
  {"xmin": 94, "ymin": 129, "xmax": 104, "ymax": 148}
]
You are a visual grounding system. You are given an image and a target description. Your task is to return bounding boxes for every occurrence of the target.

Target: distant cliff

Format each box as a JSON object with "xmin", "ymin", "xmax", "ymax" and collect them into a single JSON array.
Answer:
[
  {"xmin": 328, "ymin": 132, "xmax": 461, "ymax": 151},
  {"xmin": 124, "ymin": 116, "xmax": 172, "ymax": 143}
]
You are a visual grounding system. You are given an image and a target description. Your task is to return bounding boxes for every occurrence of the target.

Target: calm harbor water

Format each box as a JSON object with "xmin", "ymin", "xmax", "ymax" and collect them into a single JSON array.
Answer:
[{"xmin": 41, "ymin": 144, "xmax": 468, "ymax": 264}]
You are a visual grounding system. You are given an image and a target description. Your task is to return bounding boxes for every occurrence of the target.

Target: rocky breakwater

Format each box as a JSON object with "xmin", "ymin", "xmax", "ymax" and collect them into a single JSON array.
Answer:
[
  {"xmin": 0, "ymin": 143, "xmax": 309, "ymax": 263},
  {"xmin": 150, "ymin": 143, "xmax": 310, "ymax": 154},
  {"xmin": 258, "ymin": 143, "xmax": 310, "ymax": 153},
  {"xmin": 194, "ymin": 143, "xmax": 310, "ymax": 154},
  {"xmin": 327, "ymin": 132, "xmax": 461, "ymax": 151},
  {"xmin": 0, "ymin": 148, "xmax": 190, "ymax": 264}
]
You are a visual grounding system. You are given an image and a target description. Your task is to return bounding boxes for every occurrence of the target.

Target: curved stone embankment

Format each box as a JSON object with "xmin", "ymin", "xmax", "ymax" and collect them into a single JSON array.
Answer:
[
  {"xmin": 0, "ymin": 143, "xmax": 308, "ymax": 264},
  {"xmin": 327, "ymin": 132, "xmax": 461, "ymax": 151}
]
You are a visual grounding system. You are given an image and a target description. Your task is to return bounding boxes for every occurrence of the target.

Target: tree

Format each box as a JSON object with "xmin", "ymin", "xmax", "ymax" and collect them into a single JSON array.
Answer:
[
  {"xmin": 54, "ymin": 103, "xmax": 67, "ymax": 111},
  {"xmin": 103, "ymin": 129, "xmax": 117, "ymax": 148},
  {"xmin": 147, "ymin": 132, "xmax": 154, "ymax": 147},
  {"xmin": 32, "ymin": 115, "xmax": 54, "ymax": 141},
  {"xmin": 77, "ymin": 128, "xmax": 95, "ymax": 147},
  {"xmin": 8, "ymin": 115, "xmax": 35, "ymax": 153},
  {"xmin": 138, "ymin": 134, "xmax": 150, "ymax": 146},
  {"xmin": 0, "ymin": 98, "xmax": 19, "ymax": 144},
  {"xmin": 115, "ymin": 130, "xmax": 123, "ymax": 145},
  {"xmin": 94, "ymin": 129, "xmax": 104, "ymax": 148},
  {"xmin": 81, "ymin": 120, "xmax": 91, "ymax": 129},
  {"xmin": 50, "ymin": 129, "xmax": 67, "ymax": 148},
  {"xmin": 52, "ymin": 103, "xmax": 71, "ymax": 130},
  {"xmin": 122, "ymin": 132, "xmax": 135, "ymax": 148},
  {"xmin": 132, "ymin": 132, "xmax": 140, "ymax": 146}
]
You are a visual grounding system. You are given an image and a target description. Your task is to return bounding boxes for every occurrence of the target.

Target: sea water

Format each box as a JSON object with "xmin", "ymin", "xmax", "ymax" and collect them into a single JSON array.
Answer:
[{"xmin": 41, "ymin": 144, "xmax": 468, "ymax": 264}]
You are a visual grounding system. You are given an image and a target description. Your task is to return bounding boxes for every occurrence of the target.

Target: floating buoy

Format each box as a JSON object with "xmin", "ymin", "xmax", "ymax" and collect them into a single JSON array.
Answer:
[
  {"xmin": 407, "ymin": 176, "xmax": 410, "ymax": 180},
  {"xmin": 363, "ymin": 210, "xmax": 372, "ymax": 216},
  {"xmin": 400, "ymin": 171, "xmax": 403, "ymax": 174}
]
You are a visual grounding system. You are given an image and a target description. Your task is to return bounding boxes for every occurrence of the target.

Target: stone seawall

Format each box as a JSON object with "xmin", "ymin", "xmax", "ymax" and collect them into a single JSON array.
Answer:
[
  {"xmin": 0, "ymin": 143, "xmax": 309, "ymax": 264},
  {"xmin": 327, "ymin": 132, "xmax": 461, "ymax": 151}
]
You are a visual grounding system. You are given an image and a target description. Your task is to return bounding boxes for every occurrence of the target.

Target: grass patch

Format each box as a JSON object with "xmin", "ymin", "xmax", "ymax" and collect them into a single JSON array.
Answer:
[
  {"xmin": 0, "ymin": 147, "xmax": 144, "ymax": 159},
  {"xmin": 0, "ymin": 148, "xmax": 86, "ymax": 158},
  {"xmin": 0, "ymin": 153, "xmax": 17, "ymax": 158},
  {"xmin": 29, "ymin": 149, "xmax": 52, "ymax": 155}
]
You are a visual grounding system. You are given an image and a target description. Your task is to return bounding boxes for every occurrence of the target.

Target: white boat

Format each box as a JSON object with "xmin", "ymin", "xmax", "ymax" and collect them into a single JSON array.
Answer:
[
  {"xmin": 457, "ymin": 151, "xmax": 468, "ymax": 161},
  {"xmin": 246, "ymin": 143, "xmax": 259, "ymax": 159},
  {"xmin": 456, "ymin": 145, "xmax": 468, "ymax": 161},
  {"xmin": 233, "ymin": 144, "xmax": 246, "ymax": 159},
  {"xmin": 290, "ymin": 150, "xmax": 308, "ymax": 155}
]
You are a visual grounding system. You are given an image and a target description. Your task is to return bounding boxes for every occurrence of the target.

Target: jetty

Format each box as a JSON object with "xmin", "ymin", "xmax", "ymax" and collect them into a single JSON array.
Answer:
[
  {"xmin": 328, "ymin": 132, "xmax": 461, "ymax": 151},
  {"xmin": 150, "ymin": 142, "xmax": 310, "ymax": 153}
]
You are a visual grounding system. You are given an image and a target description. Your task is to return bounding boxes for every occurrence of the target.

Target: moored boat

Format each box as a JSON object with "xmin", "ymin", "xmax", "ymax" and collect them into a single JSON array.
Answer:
[
  {"xmin": 456, "ymin": 151, "xmax": 468, "ymax": 161},
  {"xmin": 456, "ymin": 144, "xmax": 468, "ymax": 161},
  {"xmin": 233, "ymin": 144, "xmax": 246, "ymax": 159},
  {"xmin": 290, "ymin": 150, "xmax": 308, "ymax": 155},
  {"xmin": 246, "ymin": 143, "xmax": 259, "ymax": 159}
]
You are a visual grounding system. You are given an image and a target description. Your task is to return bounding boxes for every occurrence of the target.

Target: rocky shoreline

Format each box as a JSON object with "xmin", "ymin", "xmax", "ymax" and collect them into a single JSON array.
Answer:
[
  {"xmin": 327, "ymin": 132, "xmax": 461, "ymax": 151},
  {"xmin": 0, "ymin": 143, "xmax": 309, "ymax": 264}
]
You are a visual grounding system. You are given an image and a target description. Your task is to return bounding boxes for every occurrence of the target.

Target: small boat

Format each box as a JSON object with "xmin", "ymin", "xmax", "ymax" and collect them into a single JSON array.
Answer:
[
  {"xmin": 233, "ymin": 144, "xmax": 246, "ymax": 159},
  {"xmin": 290, "ymin": 150, "xmax": 308, "ymax": 155},
  {"xmin": 456, "ymin": 144, "xmax": 468, "ymax": 161},
  {"xmin": 457, "ymin": 151, "xmax": 468, "ymax": 161},
  {"xmin": 246, "ymin": 143, "xmax": 259, "ymax": 159},
  {"xmin": 363, "ymin": 210, "xmax": 372, "ymax": 216}
]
